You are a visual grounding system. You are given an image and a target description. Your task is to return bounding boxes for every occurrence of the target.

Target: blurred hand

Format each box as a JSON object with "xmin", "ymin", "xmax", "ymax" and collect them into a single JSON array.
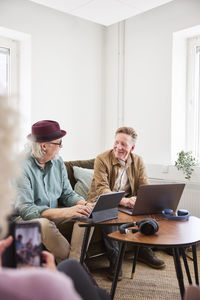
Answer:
[
  {"xmin": 62, "ymin": 204, "xmax": 92, "ymax": 218},
  {"xmin": 0, "ymin": 236, "xmax": 13, "ymax": 267},
  {"xmin": 41, "ymin": 204, "xmax": 93, "ymax": 220},
  {"xmin": 76, "ymin": 200, "xmax": 87, "ymax": 206},
  {"xmin": 76, "ymin": 200, "xmax": 94, "ymax": 210},
  {"xmin": 42, "ymin": 251, "xmax": 57, "ymax": 271},
  {"xmin": 86, "ymin": 202, "xmax": 95, "ymax": 210},
  {"xmin": 120, "ymin": 196, "xmax": 136, "ymax": 208}
]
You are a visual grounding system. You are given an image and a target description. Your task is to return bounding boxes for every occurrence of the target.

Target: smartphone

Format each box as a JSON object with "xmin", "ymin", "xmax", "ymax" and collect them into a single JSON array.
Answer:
[{"xmin": 2, "ymin": 221, "xmax": 42, "ymax": 268}]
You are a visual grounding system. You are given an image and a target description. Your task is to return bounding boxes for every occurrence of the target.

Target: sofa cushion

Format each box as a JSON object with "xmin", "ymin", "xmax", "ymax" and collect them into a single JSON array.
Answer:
[
  {"xmin": 73, "ymin": 166, "xmax": 94, "ymax": 199},
  {"xmin": 64, "ymin": 159, "xmax": 94, "ymax": 188}
]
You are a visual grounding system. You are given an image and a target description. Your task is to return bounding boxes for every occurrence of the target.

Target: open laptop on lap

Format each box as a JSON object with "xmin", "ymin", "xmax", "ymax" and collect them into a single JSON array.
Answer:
[{"xmin": 118, "ymin": 183, "xmax": 185, "ymax": 216}]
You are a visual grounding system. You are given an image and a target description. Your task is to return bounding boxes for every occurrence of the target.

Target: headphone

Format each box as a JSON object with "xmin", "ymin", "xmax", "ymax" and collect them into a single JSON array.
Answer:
[
  {"xmin": 162, "ymin": 208, "xmax": 190, "ymax": 221},
  {"xmin": 119, "ymin": 218, "xmax": 159, "ymax": 235}
]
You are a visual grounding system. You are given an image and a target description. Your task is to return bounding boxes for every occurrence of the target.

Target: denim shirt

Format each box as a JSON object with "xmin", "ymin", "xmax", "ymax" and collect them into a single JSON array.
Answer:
[{"xmin": 15, "ymin": 155, "xmax": 83, "ymax": 220}]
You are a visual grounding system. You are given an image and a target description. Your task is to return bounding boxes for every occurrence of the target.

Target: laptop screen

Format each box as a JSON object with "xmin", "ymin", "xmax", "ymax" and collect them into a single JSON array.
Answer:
[
  {"xmin": 119, "ymin": 184, "xmax": 185, "ymax": 216},
  {"xmin": 89, "ymin": 191, "xmax": 125, "ymax": 218}
]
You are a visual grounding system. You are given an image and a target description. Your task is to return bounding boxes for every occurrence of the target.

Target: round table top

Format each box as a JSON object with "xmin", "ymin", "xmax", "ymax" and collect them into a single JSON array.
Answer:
[
  {"xmin": 108, "ymin": 216, "xmax": 200, "ymax": 248},
  {"xmin": 78, "ymin": 211, "xmax": 165, "ymax": 227}
]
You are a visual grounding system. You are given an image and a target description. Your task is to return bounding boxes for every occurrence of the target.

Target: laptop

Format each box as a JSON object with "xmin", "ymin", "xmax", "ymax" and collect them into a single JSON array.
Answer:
[
  {"xmin": 84, "ymin": 191, "xmax": 125, "ymax": 223},
  {"xmin": 89, "ymin": 191, "xmax": 125, "ymax": 222},
  {"xmin": 118, "ymin": 183, "xmax": 185, "ymax": 216}
]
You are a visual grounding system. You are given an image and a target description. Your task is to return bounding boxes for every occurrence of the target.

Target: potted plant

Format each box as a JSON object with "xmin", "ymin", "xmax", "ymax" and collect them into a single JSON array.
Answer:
[{"xmin": 175, "ymin": 150, "xmax": 198, "ymax": 180}]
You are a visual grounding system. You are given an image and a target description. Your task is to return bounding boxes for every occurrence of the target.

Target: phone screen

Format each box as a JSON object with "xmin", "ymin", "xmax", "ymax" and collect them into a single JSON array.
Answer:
[{"xmin": 14, "ymin": 222, "xmax": 42, "ymax": 268}]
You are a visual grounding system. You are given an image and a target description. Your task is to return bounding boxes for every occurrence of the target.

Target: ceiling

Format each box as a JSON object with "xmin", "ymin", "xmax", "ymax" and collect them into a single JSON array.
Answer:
[{"xmin": 28, "ymin": 0, "xmax": 174, "ymax": 26}]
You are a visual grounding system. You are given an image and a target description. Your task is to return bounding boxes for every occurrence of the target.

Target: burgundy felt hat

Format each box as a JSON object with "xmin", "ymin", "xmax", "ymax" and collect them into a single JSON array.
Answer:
[{"xmin": 27, "ymin": 120, "xmax": 66, "ymax": 142}]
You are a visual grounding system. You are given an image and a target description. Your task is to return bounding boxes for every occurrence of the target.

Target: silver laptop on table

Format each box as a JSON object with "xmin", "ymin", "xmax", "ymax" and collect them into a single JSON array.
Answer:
[{"xmin": 118, "ymin": 183, "xmax": 185, "ymax": 216}]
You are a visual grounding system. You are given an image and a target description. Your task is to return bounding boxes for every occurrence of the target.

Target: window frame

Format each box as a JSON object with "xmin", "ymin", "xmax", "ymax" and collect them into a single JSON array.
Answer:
[
  {"xmin": 186, "ymin": 36, "xmax": 200, "ymax": 160},
  {"xmin": 0, "ymin": 36, "xmax": 19, "ymax": 109}
]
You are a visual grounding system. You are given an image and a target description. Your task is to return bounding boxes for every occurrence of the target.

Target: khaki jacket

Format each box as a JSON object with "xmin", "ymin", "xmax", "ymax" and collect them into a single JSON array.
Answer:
[{"xmin": 86, "ymin": 149, "xmax": 148, "ymax": 202}]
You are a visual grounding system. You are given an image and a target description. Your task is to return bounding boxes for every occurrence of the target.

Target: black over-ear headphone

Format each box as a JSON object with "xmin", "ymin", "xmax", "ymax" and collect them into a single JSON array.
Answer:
[
  {"xmin": 119, "ymin": 218, "xmax": 159, "ymax": 235},
  {"xmin": 162, "ymin": 209, "xmax": 190, "ymax": 221}
]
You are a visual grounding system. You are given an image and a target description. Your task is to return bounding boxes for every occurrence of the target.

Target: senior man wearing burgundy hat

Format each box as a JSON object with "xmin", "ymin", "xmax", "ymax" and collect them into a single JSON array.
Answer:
[{"xmin": 14, "ymin": 120, "xmax": 93, "ymax": 263}]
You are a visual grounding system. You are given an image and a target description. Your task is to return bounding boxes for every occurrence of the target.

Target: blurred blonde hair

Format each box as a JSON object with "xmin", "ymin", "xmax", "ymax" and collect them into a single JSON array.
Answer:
[{"xmin": 0, "ymin": 96, "xmax": 19, "ymax": 238}]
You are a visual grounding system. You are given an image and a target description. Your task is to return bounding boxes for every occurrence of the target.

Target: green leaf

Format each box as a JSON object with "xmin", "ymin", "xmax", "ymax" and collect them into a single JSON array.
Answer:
[{"xmin": 174, "ymin": 151, "xmax": 198, "ymax": 180}]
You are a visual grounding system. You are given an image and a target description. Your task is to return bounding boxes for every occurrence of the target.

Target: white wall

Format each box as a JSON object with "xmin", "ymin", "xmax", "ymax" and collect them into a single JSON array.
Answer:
[
  {"xmin": 104, "ymin": 0, "xmax": 200, "ymax": 166},
  {"xmin": 1, "ymin": 0, "xmax": 200, "ymax": 168},
  {"xmin": 0, "ymin": 0, "xmax": 104, "ymax": 160},
  {"xmin": 103, "ymin": 24, "xmax": 119, "ymax": 150}
]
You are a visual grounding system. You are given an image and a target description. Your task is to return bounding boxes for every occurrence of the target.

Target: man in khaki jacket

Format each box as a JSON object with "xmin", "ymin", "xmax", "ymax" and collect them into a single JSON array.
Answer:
[{"xmin": 87, "ymin": 126, "xmax": 165, "ymax": 280}]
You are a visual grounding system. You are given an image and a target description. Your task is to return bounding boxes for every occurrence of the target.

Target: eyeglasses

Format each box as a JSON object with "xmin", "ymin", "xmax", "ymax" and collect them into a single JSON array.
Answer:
[{"xmin": 47, "ymin": 140, "xmax": 62, "ymax": 147}]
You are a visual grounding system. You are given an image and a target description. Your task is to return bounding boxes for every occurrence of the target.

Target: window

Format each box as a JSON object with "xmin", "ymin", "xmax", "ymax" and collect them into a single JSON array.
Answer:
[
  {"xmin": 0, "ymin": 47, "xmax": 10, "ymax": 95},
  {"xmin": 0, "ymin": 36, "xmax": 19, "ymax": 108},
  {"xmin": 172, "ymin": 26, "xmax": 200, "ymax": 165},
  {"xmin": 186, "ymin": 36, "xmax": 200, "ymax": 160},
  {"xmin": 0, "ymin": 29, "xmax": 31, "ymax": 151}
]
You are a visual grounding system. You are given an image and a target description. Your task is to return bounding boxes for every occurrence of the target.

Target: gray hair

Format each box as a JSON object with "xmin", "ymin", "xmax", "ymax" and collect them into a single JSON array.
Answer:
[
  {"xmin": 0, "ymin": 96, "xmax": 19, "ymax": 238},
  {"xmin": 115, "ymin": 126, "xmax": 138, "ymax": 146},
  {"xmin": 25, "ymin": 141, "xmax": 46, "ymax": 160}
]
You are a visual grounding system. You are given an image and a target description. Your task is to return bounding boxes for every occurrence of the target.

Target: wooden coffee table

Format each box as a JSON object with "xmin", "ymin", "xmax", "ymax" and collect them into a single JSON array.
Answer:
[
  {"xmin": 108, "ymin": 216, "xmax": 200, "ymax": 300},
  {"xmin": 78, "ymin": 211, "xmax": 160, "ymax": 264}
]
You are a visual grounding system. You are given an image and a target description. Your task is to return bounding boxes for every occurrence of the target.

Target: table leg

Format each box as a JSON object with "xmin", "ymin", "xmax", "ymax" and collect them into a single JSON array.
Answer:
[
  {"xmin": 172, "ymin": 248, "xmax": 185, "ymax": 299},
  {"xmin": 131, "ymin": 246, "xmax": 139, "ymax": 279},
  {"xmin": 110, "ymin": 242, "xmax": 126, "ymax": 300},
  {"xmin": 80, "ymin": 226, "xmax": 91, "ymax": 264},
  {"xmin": 180, "ymin": 248, "xmax": 192, "ymax": 284},
  {"xmin": 192, "ymin": 244, "xmax": 199, "ymax": 285}
]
